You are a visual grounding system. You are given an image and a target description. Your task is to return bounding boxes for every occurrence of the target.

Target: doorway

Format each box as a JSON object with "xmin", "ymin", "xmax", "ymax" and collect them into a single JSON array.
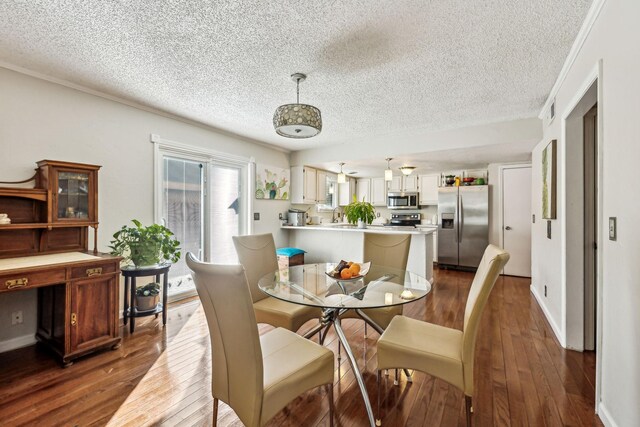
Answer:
[
  {"xmin": 501, "ymin": 165, "xmax": 532, "ymax": 277},
  {"xmin": 583, "ymin": 105, "xmax": 598, "ymax": 350}
]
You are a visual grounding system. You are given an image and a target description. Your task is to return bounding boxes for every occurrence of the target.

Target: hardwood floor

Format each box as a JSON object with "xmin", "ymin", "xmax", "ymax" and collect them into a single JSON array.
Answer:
[{"xmin": 0, "ymin": 268, "xmax": 602, "ymax": 426}]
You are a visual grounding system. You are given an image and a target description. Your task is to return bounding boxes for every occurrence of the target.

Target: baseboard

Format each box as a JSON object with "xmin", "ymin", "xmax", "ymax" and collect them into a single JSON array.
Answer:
[
  {"xmin": 0, "ymin": 334, "xmax": 37, "ymax": 353},
  {"xmin": 597, "ymin": 402, "xmax": 618, "ymax": 427},
  {"xmin": 529, "ymin": 284, "xmax": 565, "ymax": 347}
]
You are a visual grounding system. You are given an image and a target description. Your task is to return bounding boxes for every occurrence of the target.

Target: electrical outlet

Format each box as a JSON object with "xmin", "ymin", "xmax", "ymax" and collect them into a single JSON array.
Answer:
[
  {"xmin": 544, "ymin": 285, "xmax": 547, "ymax": 297},
  {"xmin": 609, "ymin": 217, "xmax": 617, "ymax": 241},
  {"xmin": 532, "ymin": 214, "xmax": 535, "ymax": 223},
  {"xmin": 278, "ymin": 213, "xmax": 283, "ymax": 220},
  {"xmin": 11, "ymin": 310, "xmax": 23, "ymax": 325},
  {"xmin": 547, "ymin": 220, "xmax": 552, "ymax": 239},
  {"xmin": 253, "ymin": 212, "xmax": 260, "ymax": 221}
]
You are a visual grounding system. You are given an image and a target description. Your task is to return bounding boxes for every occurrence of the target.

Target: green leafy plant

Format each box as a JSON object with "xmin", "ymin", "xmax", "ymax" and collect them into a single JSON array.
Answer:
[
  {"xmin": 343, "ymin": 196, "xmax": 376, "ymax": 225},
  {"xmin": 109, "ymin": 219, "xmax": 181, "ymax": 267},
  {"xmin": 136, "ymin": 282, "xmax": 160, "ymax": 297}
]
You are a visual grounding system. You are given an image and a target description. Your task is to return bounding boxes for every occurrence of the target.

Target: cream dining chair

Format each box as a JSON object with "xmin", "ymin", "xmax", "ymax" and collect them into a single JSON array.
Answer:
[
  {"xmin": 186, "ymin": 253, "xmax": 335, "ymax": 427},
  {"xmin": 233, "ymin": 234, "xmax": 322, "ymax": 332},
  {"xmin": 376, "ymin": 245, "xmax": 509, "ymax": 426},
  {"xmin": 340, "ymin": 233, "xmax": 412, "ymax": 340}
]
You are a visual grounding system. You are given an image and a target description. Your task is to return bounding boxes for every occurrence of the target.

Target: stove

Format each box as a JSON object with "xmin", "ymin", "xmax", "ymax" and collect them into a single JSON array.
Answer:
[{"xmin": 385, "ymin": 213, "xmax": 421, "ymax": 227}]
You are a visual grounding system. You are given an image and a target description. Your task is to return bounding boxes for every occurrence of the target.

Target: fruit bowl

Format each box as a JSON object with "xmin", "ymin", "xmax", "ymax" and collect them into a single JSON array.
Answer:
[{"xmin": 325, "ymin": 262, "xmax": 371, "ymax": 281}]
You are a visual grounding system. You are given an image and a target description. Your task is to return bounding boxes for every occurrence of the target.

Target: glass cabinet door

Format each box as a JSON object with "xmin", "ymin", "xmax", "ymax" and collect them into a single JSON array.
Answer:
[{"xmin": 57, "ymin": 171, "xmax": 91, "ymax": 220}]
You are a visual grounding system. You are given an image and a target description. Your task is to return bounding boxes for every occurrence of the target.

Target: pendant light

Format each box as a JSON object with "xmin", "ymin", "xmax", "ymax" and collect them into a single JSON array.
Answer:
[
  {"xmin": 399, "ymin": 166, "xmax": 416, "ymax": 176},
  {"xmin": 273, "ymin": 73, "xmax": 322, "ymax": 138},
  {"xmin": 337, "ymin": 162, "xmax": 346, "ymax": 184},
  {"xmin": 384, "ymin": 158, "xmax": 393, "ymax": 181}
]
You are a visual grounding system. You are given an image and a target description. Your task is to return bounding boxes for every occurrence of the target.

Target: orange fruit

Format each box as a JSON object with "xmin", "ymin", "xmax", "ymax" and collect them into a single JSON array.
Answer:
[
  {"xmin": 347, "ymin": 261, "xmax": 353, "ymax": 266},
  {"xmin": 340, "ymin": 268, "xmax": 353, "ymax": 279},
  {"xmin": 349, "ymin": 263, "xmax": 361, "ymax": 275}
]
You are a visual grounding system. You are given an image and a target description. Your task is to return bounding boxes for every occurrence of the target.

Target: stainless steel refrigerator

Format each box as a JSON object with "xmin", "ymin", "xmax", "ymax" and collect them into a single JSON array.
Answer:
[{"xmin": 438, "ymin": 186, "xmax": 488, "ymax": 268}]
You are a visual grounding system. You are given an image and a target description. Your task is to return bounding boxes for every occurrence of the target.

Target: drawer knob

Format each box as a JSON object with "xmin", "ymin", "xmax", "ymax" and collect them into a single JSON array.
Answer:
[
  {"xmin": 86, "ymin": 268, "xmax": 103, "ymax": 277},
  {"xmin": 6, "ymin": 278, "xmax": 28, "ymax": 289},
  {"xmin": 71, "ymin": 313, "xmax": 77, "ymax": 326}
]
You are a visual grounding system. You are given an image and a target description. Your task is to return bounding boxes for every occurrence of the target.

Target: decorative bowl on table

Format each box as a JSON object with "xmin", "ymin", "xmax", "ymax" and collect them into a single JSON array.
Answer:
[{"xmin": 325, "ymin": 261, "xmax": 371, "ymax": 281}]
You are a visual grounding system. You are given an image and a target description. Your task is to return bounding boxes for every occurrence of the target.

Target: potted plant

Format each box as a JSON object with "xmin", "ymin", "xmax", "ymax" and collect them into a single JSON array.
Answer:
[
  {"xmin": 136, "ymin": 282, "xmax": 160, "ymax": 311},
  {"xmin": 344, "ymin": 196, "xmax": 376, "ymax": 229},
  {"xmin": 109, "ymin": 219, "xmax": 181, "ymax": 268}
]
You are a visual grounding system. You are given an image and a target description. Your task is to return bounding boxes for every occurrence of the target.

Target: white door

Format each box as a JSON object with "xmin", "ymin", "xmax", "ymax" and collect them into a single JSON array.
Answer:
[{"xmin": 502, "ymin": 166, "xmax": 532, "ymax": 277}]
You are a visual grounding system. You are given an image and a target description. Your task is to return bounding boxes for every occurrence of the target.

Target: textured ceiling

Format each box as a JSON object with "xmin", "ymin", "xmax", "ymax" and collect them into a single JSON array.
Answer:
[{"xmin": 0, "ymin": 1, "xmax": 592, "ymax": 151}]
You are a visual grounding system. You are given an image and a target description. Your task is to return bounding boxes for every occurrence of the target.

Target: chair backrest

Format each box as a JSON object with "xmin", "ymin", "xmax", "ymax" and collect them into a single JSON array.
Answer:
[
  {"xmin": 363, "ymin": 233, "xmax": 412, "ymax": 270},
  {"xmin": 186, "ymin": 253, "xmax": 264, "ymax": 427},
  {"xmin": 233, "ymin": 233, "xmax": 279, "ymax": 303},
  {"xmin": 461, "ymin": 245, "xmax": 510, "ymax": 395}
]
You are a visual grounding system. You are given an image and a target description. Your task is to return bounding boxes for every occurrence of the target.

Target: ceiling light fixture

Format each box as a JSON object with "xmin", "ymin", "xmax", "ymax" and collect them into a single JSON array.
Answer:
[
  {"xmin": 273, "ymin": 73, "xmax": 322, "ymax": 139},
  {"xmin": 385, "ymin": 158, "xmax": 393, "ymax": 181},
  {"xmin": 337, "ymin": 163, "xmax": 346, "ymax": 184},
  {"xmin": 399, "ymin": 166, "xmax": 416, "ymax": 176}
]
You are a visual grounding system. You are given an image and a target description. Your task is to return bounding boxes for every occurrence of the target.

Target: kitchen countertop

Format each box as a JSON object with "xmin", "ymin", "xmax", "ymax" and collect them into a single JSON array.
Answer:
[{"xmin": 281, "ymin": 224, "xmax": 435, "ymax": 235}]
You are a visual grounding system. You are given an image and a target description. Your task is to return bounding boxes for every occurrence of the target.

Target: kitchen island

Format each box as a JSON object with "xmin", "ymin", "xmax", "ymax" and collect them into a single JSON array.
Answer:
[{"xmin": 282, "ymin": 224, "xmax": 434, "ymax": 283}]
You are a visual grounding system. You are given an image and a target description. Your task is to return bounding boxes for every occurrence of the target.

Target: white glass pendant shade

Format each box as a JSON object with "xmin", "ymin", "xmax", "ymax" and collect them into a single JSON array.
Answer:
[{"xmin": 385, "ymin": 168, "xmax": 393, "ymax": 181}]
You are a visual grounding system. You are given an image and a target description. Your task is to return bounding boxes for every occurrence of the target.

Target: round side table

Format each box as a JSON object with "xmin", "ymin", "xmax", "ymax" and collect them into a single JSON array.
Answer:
[{"xmin": 122, "ymin": 264, "xmax": 170, "ymax": 333}]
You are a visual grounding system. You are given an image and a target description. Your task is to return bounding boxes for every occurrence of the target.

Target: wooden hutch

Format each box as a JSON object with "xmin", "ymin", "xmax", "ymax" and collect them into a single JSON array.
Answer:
[{"xmin": 0, "ymin": 160, "xmax": 121, "ymax": 366}]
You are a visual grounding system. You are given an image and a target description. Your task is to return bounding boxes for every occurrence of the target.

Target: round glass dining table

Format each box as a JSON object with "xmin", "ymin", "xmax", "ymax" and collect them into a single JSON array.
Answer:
[{"xmin": 258, "ymin": 262, "xmax": 432, "ymax": 427}]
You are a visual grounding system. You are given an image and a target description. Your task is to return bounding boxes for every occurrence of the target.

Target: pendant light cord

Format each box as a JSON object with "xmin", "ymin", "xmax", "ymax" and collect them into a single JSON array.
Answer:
[{"xmin": 296, "ymin": 77, "xmax": 300, "ymax": 104}]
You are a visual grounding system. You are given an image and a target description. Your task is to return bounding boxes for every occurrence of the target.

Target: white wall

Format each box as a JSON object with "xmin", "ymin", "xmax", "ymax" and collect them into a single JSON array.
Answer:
[
  {"xmin": 531, "ymin": 0, "xmax": 640, "ymax": 425},
  {"xmin": 0, "ymin": 67, "xmax": 290, "ymax": 346}
]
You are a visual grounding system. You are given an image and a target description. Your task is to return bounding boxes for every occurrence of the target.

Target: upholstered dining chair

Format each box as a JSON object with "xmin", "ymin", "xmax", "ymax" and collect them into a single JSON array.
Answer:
[
  {"xmin": 340, "ymin": 233, "xmax": 412, "ymax": 341},
  {"xmin": 186, "ymin": 253, "xmax": 335, "ymax": 427},
  {"xmin": 375, "ymin": 245, "xmax": 509, "ymax": 426},
  {"xmin": 233, "ymin": 233, "xmax": 322, "ymax": 332}
]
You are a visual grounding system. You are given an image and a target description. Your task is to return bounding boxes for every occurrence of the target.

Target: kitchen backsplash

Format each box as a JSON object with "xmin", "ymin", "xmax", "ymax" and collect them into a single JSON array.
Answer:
[{"xmin": 288, "ymin": 204, "xmax": 438, "ymax": 225}]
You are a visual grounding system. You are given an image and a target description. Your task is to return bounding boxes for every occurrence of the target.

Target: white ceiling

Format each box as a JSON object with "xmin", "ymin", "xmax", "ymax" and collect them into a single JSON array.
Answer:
[{"xmin": 0, "ymin": 1, "xmax": 591, "ymax": 151}]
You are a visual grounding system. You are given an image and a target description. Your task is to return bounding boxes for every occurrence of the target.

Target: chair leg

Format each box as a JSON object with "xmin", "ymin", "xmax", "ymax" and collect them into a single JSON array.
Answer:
[
  {"xmin": 338, "ymin": 340, "xmax": 341, "ymax": 360},
  {"xmin": 328, "ymin": 384, "xmax": 335, "ymax": 427},
  {"xmin": 465, "ymin": 395, "xmax": 472, "ymax": 427},
  {"xmin": 394, "ymin": 369, "xmax": 399, "ymax": 386},
  {"xmin": 213, "ymin": 397, "xmax": 219, "ymax": 427},
  {"xmin": 376, "ymin": 370, "xmax": 382, "ymax": 426},
  {"xmin": 364, "ymin": 323, "xmax": 368, "ymax": 338}
]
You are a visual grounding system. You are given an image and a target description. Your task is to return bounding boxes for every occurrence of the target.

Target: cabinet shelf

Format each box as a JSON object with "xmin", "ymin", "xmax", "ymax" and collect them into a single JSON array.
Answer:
[
  {"xmin": 0, "ymin": 187, "xmax": 47, "ymax": 202},
  {"xmin": 0, "ymin": 221, "xmax": 98, "ymax": 231}
]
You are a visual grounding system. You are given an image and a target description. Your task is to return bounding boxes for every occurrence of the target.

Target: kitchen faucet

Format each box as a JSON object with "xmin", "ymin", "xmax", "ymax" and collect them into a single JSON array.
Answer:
[{"xmin": 331, "ymin": 207, "xmax": 341, "ymax": 223}]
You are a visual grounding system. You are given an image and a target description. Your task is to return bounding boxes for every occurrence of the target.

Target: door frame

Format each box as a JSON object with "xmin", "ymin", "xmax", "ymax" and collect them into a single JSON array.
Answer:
[{"xmin": 558, "ymin": 60, "xmax": 604, "ymax": 411}]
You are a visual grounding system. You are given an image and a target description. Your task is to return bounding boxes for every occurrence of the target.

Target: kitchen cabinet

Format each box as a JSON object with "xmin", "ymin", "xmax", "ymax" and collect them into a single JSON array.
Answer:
[
  {"xmin": 418, "ymin": 174, "xmax": 439, "ymax": 205},
  {"xmin": 290, "ymin": 166, "xmax": 318, "ymax": 204},
  {"xmin": 389, "ymin": 175, "xmax": 418, "ymax": 192},
  {"xmin": 316, "ymin": 170, "xmax": 327, "ymax": 204},
  {"xmin": 371, "ymin": 177, "xmax": 387, "ymax": 206},
  {"xmin": 339, "ymin": 177, "xmax": 357, "ymax": 206},
  {"xmin": 356, "ymin": 178, "xmax": 371, "ymax": 203}
]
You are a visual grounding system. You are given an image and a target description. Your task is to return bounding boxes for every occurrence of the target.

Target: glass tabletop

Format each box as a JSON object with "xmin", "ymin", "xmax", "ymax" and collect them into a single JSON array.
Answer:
[{"xmin": 258, "ymin": 262, "xmax": 432, "ymax": 310}]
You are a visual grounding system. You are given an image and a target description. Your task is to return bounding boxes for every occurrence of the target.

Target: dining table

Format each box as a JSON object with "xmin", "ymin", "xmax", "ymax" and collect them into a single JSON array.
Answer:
[{"xmin": 258, "ymin": 262, "xmax": 432, "ymax": 427}]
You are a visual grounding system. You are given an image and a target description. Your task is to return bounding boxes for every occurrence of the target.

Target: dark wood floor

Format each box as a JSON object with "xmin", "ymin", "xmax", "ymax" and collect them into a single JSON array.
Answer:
[{"xmin": 0, "ymin": 268, "xmax": 602, "ymax": 426}]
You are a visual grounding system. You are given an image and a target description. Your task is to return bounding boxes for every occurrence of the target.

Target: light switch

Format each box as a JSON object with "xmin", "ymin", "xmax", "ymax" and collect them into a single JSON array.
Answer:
[
  {"xmin": 254, "ymin": 212, "xmax": 260, "ymax": 221},
  {"xmin": 609, "ymin": 217, "xmax": 617, "ymax": 241},
  {"xmin": 547, "ymin": 220, "xmax": 552, "ymax": 239}
]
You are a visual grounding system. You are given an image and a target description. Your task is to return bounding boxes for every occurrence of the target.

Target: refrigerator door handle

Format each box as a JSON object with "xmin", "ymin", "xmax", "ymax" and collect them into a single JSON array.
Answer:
[{"xmin": 459, "ymin": 195, "xmax": 463, "ymax": 243}]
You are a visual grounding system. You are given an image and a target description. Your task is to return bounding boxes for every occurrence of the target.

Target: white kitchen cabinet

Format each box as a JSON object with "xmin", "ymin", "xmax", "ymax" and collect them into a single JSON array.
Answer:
[
  {"xmin": 356, "ymin": 178, "xmax": 371, "ymax": 202},
  {"xmin": 290, "ymin": 166, "xmax": 317, "ymax": 204},
  {"xmin": 389, "ymin": 176, "xmax": 402, "ymax": 192},
  {"xmin": 404, "ymin": 175, "xmax": 419, "ymax": 191},
  {"xmin": 339, "ymin": 177, "xmax": 357, "ymax": 206},
  {"xmin": 418, "ymin": 174, "xmax": 440, "ymax": 205},
  {"xmin": 370, "ymin": 177, "xmax": 387, "ymax": 206}
]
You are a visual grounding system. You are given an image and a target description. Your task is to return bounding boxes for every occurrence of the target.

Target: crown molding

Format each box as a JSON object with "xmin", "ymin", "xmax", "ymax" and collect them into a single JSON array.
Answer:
[
  {"xmin": 0, "ymin": 61, "xmax": 291, "ymax": 154},
  {"xmin": 539, "ymin": 0, "xmax": 607, "ymax": 119}
]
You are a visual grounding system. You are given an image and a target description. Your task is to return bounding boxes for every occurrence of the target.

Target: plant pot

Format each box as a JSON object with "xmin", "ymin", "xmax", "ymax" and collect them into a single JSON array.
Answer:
[
  {"xmin": 357, "ymin": 219, "xmax": 366, "ymax": 229},
  {"xmin": 136, "ymin": 294, "xmax": 159, "ymax": 311},
  {"xmin": 129, "ymin": 241, "xmax": 162, "ymax": 268}
]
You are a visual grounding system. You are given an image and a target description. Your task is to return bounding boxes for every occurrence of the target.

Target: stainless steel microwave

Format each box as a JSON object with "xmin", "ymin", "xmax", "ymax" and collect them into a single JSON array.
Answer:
[{"xmin": 387, "ymin": 191, "xmax": 420, "ymax": 210}]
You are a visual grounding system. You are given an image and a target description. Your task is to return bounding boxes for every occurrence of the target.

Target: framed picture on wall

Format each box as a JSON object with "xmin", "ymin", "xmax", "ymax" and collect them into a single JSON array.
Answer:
[
  {"xmin": 542, "ymin": 139, "xmax": 557, "ymax": 219},
  {"xmin": 255, "ymin": 164, "xmax": 290, "ymax": 200}
]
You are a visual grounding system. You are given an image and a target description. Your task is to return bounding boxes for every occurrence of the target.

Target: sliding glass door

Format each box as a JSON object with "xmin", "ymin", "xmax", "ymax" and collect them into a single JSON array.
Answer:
[{"xmin": 157, "ymin": 147, "xmax": 249, "ymax": 300}]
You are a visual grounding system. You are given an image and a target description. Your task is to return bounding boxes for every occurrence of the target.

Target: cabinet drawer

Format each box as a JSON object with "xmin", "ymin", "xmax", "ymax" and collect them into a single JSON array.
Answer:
[
  {"xmin": 0, "ymin": 268, "xmax": 66, "ymax": 292},
  {"xmin": 70, "ymin": 262, "xmax": 117, "ymax": 279}
]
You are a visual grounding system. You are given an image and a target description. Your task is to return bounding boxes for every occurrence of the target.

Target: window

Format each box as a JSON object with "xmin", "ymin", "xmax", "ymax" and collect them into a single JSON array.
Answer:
[{"xmin": 154, "ymin": 137, "xmax": 251, "ymax": 300}]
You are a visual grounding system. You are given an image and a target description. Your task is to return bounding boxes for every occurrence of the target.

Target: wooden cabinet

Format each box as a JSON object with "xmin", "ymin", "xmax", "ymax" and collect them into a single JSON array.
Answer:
[
  {"xmin": 371, "ymin": 177, "xmax": 387, "ymax": 206},
  {"xmin": 291, "ymin": 166, "xmax": 318, "ymax": 204},
  {"xmin": 0, "ymin": 160, "xmax": 120, "ymax": 367},
  {"xmin": 356, "ymin": 178, "xmax": 371, "ymax": 203},
  {"xmin": 419, "ymin": 174, "xmax": 440, "ymax": 205},
  {"xmin": 339, "ymin": 177, "xmax": 357, "ymax": 206}
]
